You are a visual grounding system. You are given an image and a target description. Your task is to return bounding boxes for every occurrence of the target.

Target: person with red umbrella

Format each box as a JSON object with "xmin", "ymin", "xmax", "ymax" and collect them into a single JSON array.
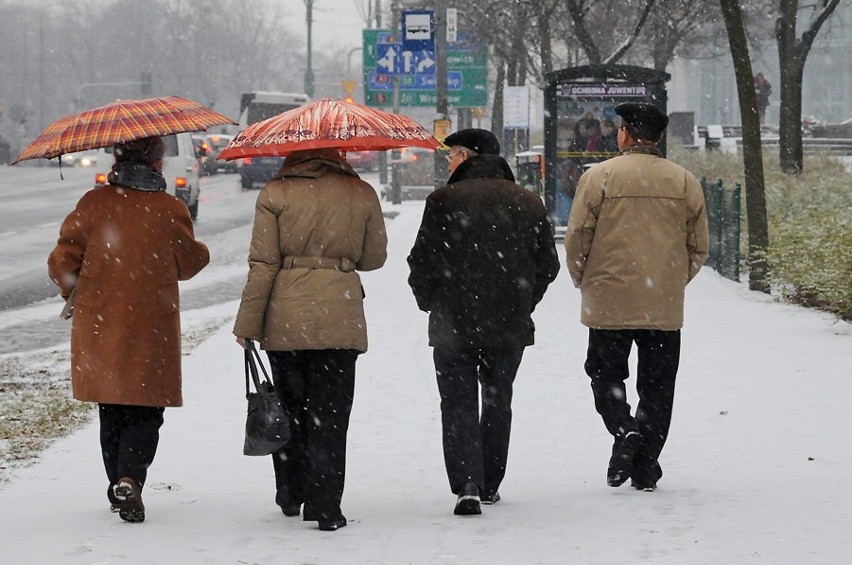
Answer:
[
  {"xmin": 233, "ymin": 147, "xmax": 388, "ymax": 532},
  {"xmin": 48, "ymin": 135, "xmax": 210, "ymax": 523}
]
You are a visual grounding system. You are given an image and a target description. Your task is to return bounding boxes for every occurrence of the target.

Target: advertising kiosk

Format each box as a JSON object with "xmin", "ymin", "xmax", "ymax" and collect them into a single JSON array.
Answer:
[{"xmin": 543, "ymin": 65, "xmax": 670, "ymax": 228}]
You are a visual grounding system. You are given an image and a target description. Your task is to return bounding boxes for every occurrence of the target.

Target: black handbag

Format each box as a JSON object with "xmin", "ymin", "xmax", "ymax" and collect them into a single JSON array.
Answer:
[{"xmin": 243, "ymin": 340, "xmax": 290, "ymax": 456}]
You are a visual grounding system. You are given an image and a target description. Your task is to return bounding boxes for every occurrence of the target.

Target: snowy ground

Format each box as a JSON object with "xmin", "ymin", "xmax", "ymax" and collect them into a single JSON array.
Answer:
[{"xmin": 0, "ymin": 196, "xmax": 850, "ymax": 564}]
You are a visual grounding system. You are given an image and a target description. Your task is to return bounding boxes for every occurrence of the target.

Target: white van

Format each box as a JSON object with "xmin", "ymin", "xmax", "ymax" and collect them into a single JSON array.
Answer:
[{"xmin": 94, "ymin": 132, "xmax": 202, "ymax": 220}]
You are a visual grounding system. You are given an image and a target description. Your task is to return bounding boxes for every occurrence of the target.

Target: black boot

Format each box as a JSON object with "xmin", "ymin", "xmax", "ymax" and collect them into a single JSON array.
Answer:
[
  {"xmin": 607, "ymin": 431, "xmax": 642, "ymax": 487},
  {"xmin": 454, "ymin": 481, "xmax": 482, "ymax": 515}
]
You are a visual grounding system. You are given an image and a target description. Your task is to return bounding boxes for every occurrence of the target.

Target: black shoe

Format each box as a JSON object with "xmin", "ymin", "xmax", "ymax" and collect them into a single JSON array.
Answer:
[
  {"xmin": 607, "ymin": 431, "xmax": 642, "ymax": 487},
  {"xmin": 454, "ymin": 481, "xmax": 482, "ymax": 515},
  {"xmin": 631, "ymin": 479, "xmax": 657, "ymax": 492},
  {"xmin": 113, "ymin": 477, "xmax": 145, "ymax": 523},
  {"xmin": 275, "ymin": 491, "xmax": 302, "ymax": 517},
  {"xmin": 318, "ymin": 516, "xmax": 347, "ymax": 531},
  {"xmin": 280, "ymin": 502, "xmax": 301, "ymax": 517},
  {"xmin": 481, "ymin": 491, "xmax": 501, "ymax": 505}
]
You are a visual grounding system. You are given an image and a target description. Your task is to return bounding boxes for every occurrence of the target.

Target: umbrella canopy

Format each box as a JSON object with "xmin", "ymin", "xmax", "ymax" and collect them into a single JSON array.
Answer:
[
  {"xmin": 216, "ymin": 97, "xmax": 440, "ymax": 160},
  {"xmin": 12, "ymin": 96, "xmax": 236, "ymax": 164}
]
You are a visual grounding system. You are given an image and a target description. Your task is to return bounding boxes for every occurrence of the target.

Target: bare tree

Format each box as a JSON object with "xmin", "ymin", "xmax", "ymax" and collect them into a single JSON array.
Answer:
[
  {"xmin": 563, "ymin": 0, "xmax": 657, "ymax": 65},
  {"xmin": 718, "ymin": 0, "xmax": 770, "ymax": 293},
  {"xmin": 775, "ymin": 0, "xmax": 841, "ymax": 174}
]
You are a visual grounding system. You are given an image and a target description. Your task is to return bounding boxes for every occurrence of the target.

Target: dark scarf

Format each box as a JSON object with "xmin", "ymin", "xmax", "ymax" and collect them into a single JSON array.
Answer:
[{"xmin": 108, "ymin": 161, "xmax": 167, "ymax": 192}]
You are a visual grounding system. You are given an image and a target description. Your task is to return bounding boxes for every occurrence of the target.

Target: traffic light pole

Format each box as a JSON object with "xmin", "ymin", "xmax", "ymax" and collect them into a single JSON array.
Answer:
[
  {"xmin": 433, "ymin": 0, "xmax": 449, "ymax": 188},
  {"xmin": 390, "ymin": 0, "xmax": 402, "ymax": 205}
]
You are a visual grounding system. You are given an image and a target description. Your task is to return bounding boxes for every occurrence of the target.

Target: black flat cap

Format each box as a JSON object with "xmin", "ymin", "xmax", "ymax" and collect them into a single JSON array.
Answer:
[
  {"xmin": 443, "ymin": 128, "xmax": 500, "ymax": 155},
  {"xmin": 615, "ymin": 103, "xmax": 669, "ymax": 139}
]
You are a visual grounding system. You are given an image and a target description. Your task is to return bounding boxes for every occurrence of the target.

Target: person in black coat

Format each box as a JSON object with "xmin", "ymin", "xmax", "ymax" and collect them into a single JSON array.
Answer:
[{"xmin": 407, "ymin": 128, "xmax": 560, "ymax": 516}]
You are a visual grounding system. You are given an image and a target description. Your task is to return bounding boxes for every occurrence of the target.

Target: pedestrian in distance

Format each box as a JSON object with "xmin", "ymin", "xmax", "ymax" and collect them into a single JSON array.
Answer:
[
  {"xmin": 47, "ymin": 135, "xmax": 211, "ymax": 523},
  {"xmin": 407, "ymin": 128, "xmax": 560, "ymax": 516},
  {"xmin": 233, "ymin": 148, "xmax": 388, "ymax": 531},
  {"xmin": 754, "ymin": 73, "xmax": 772, "ymax": 125},
  {"xmin": 564, "ymin": 102, "xmax": 709, "ymax": 492}
]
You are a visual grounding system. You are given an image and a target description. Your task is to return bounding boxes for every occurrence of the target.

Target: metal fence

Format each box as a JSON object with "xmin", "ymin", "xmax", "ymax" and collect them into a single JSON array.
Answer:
[{"xmin": 701, "ymin": 178, "xmax": 741, "ymax": 282}]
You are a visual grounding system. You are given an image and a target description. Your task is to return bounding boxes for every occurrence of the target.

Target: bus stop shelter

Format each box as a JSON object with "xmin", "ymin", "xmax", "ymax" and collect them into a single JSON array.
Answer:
[{"xmin": 543, "ymin": 65, "xmax": 670, "ymax": 228}]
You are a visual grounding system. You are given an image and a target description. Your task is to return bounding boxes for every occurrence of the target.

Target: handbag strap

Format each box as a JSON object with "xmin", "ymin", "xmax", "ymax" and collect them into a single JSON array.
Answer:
[{"xmin": 244, "ymin": 340, "xmax": 273, "ymax": 395}]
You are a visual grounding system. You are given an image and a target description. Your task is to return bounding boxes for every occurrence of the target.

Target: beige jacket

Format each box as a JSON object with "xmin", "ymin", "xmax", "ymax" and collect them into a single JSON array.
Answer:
[
  {"xmin": 233, "ymin": 149, "xmax": 388, "ymax": 352},
  {"xmin": 564, "ymin": 146, "xmax": 709, "ymax": 330}
]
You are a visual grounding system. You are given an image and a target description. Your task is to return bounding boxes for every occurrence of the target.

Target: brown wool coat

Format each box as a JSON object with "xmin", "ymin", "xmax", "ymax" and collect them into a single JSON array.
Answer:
[
  {"xmin": 565, "ymin": 146, "xmax": 709, "ymax": 330},
  {"xmin": 233, "ymin": 150, "xmax": 388, "ymax": 352},
  {"xmin": 48, "ymin": 185, "xmax": 210, "ymax": 407}
]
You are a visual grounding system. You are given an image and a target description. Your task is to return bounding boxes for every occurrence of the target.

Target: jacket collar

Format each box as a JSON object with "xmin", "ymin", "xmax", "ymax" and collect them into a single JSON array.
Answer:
[
  {"xmin": 274, "ymin": 148, "xmax": 360, "ymax": 180},
  {"xmin": 447, "ymin": 154, "xmax": 515, "ymax": 184},
  {"xmin": 618, "ymin": 144, "xmax": 662, "ymax": 157}
]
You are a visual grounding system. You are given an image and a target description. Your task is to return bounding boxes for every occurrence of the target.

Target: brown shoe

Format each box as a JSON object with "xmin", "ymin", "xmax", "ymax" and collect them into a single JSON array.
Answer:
[{"xmin": 113, "ymin": 477, "xmax": 145, "ymax": 523}]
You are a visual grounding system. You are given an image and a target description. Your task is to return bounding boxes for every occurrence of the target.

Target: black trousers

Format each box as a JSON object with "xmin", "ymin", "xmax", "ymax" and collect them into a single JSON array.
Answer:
[
  {"xmin": 433, "ymin": 346, "xmax": 524, "ymax": 497},
  {"xmin": 98, "ymin": 404, "xmax": 165, "ymax": 500},
  {"xmin": 584, "ymin": 329, "xmax": 680, "ymax": 481},
  {"xmin": 267, "ymin": 349, "xmax": 357, "ymax": 522}
]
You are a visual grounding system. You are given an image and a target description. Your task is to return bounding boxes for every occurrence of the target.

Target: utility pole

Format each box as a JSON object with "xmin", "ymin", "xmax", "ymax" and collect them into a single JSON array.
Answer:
[
  {"xmin": 390, "ymin": 0, "xmax": 402, "ymax": 205},
  {"xmin": 377, "ymin": 0, "xmax": 388, "ymax": 184},
  {"xmin": 304, "ymin": 0, "xmax": 316, "ymax": 98},
  {"xmin": 433, "ymin": 0, "xmax": 449, "ymax": 188}
]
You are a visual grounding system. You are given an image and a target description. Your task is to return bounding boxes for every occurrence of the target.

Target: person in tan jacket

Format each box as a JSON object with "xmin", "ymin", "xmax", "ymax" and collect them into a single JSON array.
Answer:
[
  {"xmin": 234, "ymin": 148, "xmax": 387, "ymax": 531},
  {"xmin": 565, "ymin": 103, "xmax": 708, "ymax": 492},
  {"xmin": 48, "ymin": 135, "xmax": 210, "ymax": 523}
]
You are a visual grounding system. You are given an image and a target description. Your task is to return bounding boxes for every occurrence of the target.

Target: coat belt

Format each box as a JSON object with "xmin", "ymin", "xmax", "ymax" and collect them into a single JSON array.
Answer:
[{"xmin": 281, "ymin": 256, "xmax": 356, "ymax": 272}]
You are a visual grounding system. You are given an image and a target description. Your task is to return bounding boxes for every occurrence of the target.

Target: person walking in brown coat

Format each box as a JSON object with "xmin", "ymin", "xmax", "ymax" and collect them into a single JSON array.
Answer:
[
  {"xmin": 565, "ymin": 103, "xmax": 708, "ymax": 492},
  {"xmin": 48, "ymin": 135, "xmax": 210, "ymax": 523},
  {"xmin": 233, "ymin": 148, "xmax": 387, "ymax": 531}
]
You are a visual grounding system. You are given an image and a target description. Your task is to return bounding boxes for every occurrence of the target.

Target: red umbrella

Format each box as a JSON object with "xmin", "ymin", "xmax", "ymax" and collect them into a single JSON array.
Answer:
[
  {"xmin": 12, "ymin": 96, "xmax": 236, "ymax": 164},
  {"xmin": 216, "ymin": 97, "xmax": 440, "ymax": 160}
]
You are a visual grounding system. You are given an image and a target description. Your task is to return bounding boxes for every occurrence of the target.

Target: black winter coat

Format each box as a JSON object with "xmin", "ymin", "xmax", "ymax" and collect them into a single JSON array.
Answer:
[{"xmin": 407, "ymin": 154, "xmax": 560, "ymax": 347}]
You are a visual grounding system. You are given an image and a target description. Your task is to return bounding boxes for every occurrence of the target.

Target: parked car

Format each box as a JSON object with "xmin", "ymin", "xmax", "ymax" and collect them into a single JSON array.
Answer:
[
  {"xmin": 345, "ymin": 150, "xmax": 380, "ymax": 172},
  {"xmin": 191, "ymin": 134, "xmax": 217, "ymax": 176},
  {"xmin": 205, "ymin": 134, "xmax": 238, "ymax": 173},
  {"xmin": 240, "ymin": 156, "xmax": 284, "ymax": 190},
  {"xmin": 95, "ymin": 133, "xmax": 201, "ymax": 220}
]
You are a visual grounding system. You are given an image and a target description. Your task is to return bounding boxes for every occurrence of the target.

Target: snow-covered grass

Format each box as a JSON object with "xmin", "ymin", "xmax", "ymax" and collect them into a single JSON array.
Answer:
[{"xmin": 670, "ymin": 146, "xmax": 852, "ymax": 319}]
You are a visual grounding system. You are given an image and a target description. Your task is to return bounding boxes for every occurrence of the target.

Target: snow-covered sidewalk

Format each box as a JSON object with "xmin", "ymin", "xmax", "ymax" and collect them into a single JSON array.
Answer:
[{"xmin": 1, "ymin": 200, "xmax": 850, "ymax": 564}]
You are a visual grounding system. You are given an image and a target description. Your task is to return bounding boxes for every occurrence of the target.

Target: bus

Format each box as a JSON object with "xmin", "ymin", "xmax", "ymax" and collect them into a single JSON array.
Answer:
[
  {"xmin": 237, "ymin": 91, "xmax": 310, "ymax": 189},
  {"xmin": 239, "ymin": 91, "xmax": 310, "ymax": 127}
]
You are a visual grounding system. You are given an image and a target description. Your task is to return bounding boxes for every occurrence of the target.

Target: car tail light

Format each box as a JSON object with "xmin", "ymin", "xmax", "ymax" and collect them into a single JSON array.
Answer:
[
  {"xmin": 411, "ymin": 154, "xmax": 419, "ymax": 161},
  {"xmin": 242, "ymin": 157, "xmax": 252, "ymax": 165},
  {"xmin": 95, "ymin": 173, "xmax": 108, "ymax": 186},
  {"xmin": 175, "ymin": 177, "xmax": 188, "ymax": 189}
]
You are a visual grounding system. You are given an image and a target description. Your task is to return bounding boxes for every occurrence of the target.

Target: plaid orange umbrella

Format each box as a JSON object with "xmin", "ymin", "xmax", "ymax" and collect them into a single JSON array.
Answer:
[
  {"xmin": 12, "ymin": 96, "xmax": 237, "ymax": 164},
  {"xmin": 216, "ymin": 97, "xmax": 440, "ymax": 160}
]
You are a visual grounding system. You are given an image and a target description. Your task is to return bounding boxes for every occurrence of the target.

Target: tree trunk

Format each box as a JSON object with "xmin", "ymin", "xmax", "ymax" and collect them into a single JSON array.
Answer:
[
  {"xmin": 776, "ymin": 0, "xmax": 803, "ymax": 174},
  {"xmin": 719, "ymin": 0, "xmax": 771, "ymax": 293},
  {"xmin": 538, "ymin": 7, "xmax": 553, "ymax": 77},
  {"xmin": 775, "ymin": 0, "xmax": 841, "ymax": 174}
]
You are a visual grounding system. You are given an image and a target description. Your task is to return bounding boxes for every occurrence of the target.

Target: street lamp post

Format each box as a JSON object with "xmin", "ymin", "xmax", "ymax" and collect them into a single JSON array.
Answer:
[
  {"xmin": 433, "ymin": 0, "xmax": 449, "ymax": 188},
  {"xmin": 304, "ymin": 0, "xmax": 316, "ymax": 98},
  {"xmin": 38, "ymin": 1, "xmax": 65, "ymax": 164}
]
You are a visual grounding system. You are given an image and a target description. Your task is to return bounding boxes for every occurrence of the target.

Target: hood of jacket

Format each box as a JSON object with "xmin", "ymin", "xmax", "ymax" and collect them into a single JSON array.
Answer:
[
  {"xmin": 447, "ymin": 154, "xmax": 515, "ymax": 184},
  {"xmin": 274, "ymin": 148, "xmax": 360, "ymax": 180}
]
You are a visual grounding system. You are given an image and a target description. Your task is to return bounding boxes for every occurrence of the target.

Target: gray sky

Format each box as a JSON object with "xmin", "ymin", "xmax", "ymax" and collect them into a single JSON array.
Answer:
[{"xmin": 293, "ymin": 0, "xmax": 373, "ymax": 53}]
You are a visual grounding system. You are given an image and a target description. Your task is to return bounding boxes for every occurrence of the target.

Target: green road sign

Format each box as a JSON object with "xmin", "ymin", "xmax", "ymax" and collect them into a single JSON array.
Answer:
[{"xmin": 362, "ymin": 29, "xmax": 488, "ymax": 108}]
